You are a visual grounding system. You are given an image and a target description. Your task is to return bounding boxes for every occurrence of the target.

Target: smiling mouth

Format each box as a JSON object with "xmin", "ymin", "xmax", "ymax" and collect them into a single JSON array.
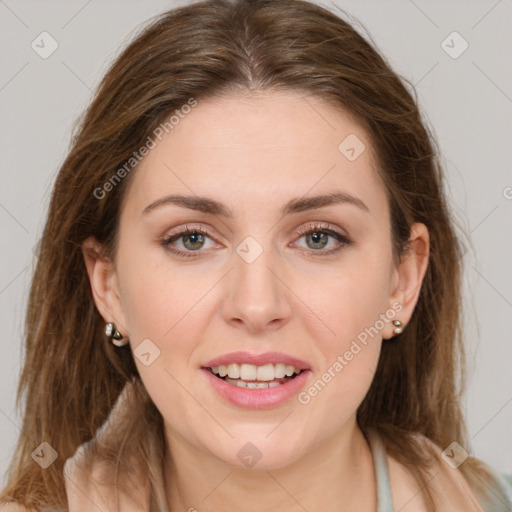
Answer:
[{"xmin": 206, "ymin": 363, "xmax": 304, "ymax": 389}]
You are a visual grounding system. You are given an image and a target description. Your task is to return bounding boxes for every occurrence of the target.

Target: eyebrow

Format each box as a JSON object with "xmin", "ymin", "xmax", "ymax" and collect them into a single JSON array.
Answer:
[{"xmin": 141, "ymin": 191, "xmax": 370, "ymax": 218}]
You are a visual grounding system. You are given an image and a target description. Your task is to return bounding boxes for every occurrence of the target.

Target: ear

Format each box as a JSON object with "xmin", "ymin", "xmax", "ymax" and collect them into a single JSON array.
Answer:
[
  {"xmin": 384, "ymin": 222, "xmax": 430, "ymax": 340},
  {"xmin": 82, "ymin": 236, "xmax": 129, "ymax": 342}
]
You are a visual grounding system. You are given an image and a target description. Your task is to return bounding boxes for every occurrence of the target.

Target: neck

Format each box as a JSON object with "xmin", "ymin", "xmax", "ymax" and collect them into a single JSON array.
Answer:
[{"xmin": 163, "ymin": 419, "xmax": 377, "ymax": 512}]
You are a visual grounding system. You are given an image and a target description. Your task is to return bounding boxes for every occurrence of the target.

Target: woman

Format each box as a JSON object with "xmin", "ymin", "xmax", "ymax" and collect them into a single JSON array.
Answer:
[{"xmin": 1, "ymin": 0, "xmax": 510, "ymax": 511}]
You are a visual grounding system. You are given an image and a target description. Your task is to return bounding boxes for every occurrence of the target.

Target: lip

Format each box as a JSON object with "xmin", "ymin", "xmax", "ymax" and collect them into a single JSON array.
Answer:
[
  {"xmin": 202, "ymin": 351, "xmax": 311, "ymax": 370},
  {"xmin": 201, "ymin": 367, "xmax": 312, "ymax": 410}
]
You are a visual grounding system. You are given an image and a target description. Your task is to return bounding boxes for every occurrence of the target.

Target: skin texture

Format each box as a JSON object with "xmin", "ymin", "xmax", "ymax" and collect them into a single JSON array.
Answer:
[{"xmin": 82, "ymin": 90, "xmax": 430, "ymax": 512}]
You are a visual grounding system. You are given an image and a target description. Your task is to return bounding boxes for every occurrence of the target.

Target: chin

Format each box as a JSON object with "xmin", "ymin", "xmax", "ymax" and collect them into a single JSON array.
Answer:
[{"xmin": 211, "ymin": 436, "xmax": 308, "ymax": 471}]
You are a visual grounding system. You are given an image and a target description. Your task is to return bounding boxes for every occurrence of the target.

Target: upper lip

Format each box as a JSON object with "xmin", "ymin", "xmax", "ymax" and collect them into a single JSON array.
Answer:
[{"xmin": 202, "ymin": 351, "xmax": 311, "ymax": 370}]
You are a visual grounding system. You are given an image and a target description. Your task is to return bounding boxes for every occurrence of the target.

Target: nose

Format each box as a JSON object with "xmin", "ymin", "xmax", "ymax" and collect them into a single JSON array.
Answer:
[{"xmin": 221, "ymin": 243, "xmax": 292, "ymax": 334}]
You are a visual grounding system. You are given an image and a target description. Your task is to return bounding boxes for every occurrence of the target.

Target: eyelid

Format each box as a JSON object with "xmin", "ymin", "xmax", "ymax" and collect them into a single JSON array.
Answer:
[
  {"xmin": 161, "ymin": 221, "xmax": 352, "ymax": 257},
  {"xmin": 162, "ymin": 223, "xmax": 220, "ymax": 252},
  {"xmin": 295, "ymin": 221, "xmax": 347, "ymax": 238},
  {"xmin": 291, "ymin": 221, "xmax": 352, "ymax": 256},
  {"xmin": 163, "ymin": 221, "xmax": 348, "ymax": 240},
  {"xmin": 164, "ymin": 223, "xmax": 216, "ymax": 239}
]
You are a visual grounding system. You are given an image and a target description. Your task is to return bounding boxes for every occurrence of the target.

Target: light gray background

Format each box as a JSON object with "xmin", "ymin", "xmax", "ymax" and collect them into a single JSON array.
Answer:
[{"xmin": 1, "ymin": 0, "xmax": 511, "ymax": 486}]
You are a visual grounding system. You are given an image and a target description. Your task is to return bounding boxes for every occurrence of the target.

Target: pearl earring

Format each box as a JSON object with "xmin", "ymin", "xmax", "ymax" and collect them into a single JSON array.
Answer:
[
  {"xmin": 392, "ymin": 319, "xmax": 404, "ymax": 335},
  {"xmin": 105, "ymin": 322, "xmax": 129, "ymax": 347}
]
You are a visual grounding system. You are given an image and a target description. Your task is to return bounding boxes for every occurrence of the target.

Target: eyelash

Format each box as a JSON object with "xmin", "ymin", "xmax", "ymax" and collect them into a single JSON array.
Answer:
[{"xmin": 161, "ymin": 222, "xmax": 352, "ymax": 259}]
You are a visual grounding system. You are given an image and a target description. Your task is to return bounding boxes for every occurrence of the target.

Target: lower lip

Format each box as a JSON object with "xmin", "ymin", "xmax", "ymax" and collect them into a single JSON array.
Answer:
[{"xmin": 200, "ymin": 368, "xmax": 311, "ymax": 410}]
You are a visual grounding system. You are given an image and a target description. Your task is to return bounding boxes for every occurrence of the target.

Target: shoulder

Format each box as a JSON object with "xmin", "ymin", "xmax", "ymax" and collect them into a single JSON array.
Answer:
[
  {"xmin": 63, "ymin": 439, "xmax": 151, "ymax": 512},
  {"xmin": 385, "ymin": 433, "xmax": 491, "ymax": 512}
]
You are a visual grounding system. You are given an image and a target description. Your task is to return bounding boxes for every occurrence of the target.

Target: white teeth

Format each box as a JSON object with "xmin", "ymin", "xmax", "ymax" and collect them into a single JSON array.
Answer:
[
  {"xmin": 210, "ymin": 362, "xmax": 304, "ymax": 382},
  {"xmin": 256, "ymin": 364, "xmax": 274, "ymax": 381},
  {"xmin": 239, "ymin": 364, "xmax": 257, "ymax": 380},
  {"xmin": 274, "ymin": 363, "xmax": 286, "ymax": 379},
  {"xmin": 227, "ymin": 363, "xmax": 240, "ymax": 379},
  {"xmin": 284, "ymin": 365, "xmax": 295, "ymax": 377},
  {"xmin": 224, "ymin": 377, "xmax": 284, "ymax": 389}
]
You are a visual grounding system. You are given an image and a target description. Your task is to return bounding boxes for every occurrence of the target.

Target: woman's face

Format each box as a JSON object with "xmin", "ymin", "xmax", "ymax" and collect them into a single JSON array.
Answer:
[{"xmin": 86, "ymin": 90, "xmax": 428, "ymax": 470}]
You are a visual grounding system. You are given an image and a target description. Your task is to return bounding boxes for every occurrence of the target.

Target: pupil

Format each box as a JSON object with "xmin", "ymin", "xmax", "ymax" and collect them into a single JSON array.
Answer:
[
  {"xmin": 184, "ymin": 233, "xmax": 204, "ymax": 250},
  {"xmin": 308, "ymin": 232, "xmax": 327, "ymax": 249}
]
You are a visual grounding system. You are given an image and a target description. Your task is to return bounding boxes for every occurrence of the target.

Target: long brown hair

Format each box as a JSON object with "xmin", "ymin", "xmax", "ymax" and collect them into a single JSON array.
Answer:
[{"xmin": 0, "ymin": 0, "xmax": 497, "ymax": 509}]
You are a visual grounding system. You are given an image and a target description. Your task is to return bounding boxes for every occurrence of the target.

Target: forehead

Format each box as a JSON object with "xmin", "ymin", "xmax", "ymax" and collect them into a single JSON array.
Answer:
[{"xmin": 122, "ymin": 90, "xmax": 387, "ymax": 220}]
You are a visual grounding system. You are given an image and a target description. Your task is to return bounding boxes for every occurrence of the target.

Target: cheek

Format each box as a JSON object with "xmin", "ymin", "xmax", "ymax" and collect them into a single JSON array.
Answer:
[
  {"xmin": 114, "ymin": 240, "xmax": 206, "ymax": 401},
  {"xmin": 296, "ymin": 258, "xmax": 390, "ymax": 424},
  {"xmin": 116, "ymin": 235, "xmax": 222, "ymax": 378},
  {"xmin": 302, "ymin": 250, "xmax": 392, "ymax": 353},
  {"xmin": 115, "ymin": 243, "xmax": 209, "ymax": 432},
  {"xmin": 116, "ymin": 231, "xmax": 190, "ymax": 335}
]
